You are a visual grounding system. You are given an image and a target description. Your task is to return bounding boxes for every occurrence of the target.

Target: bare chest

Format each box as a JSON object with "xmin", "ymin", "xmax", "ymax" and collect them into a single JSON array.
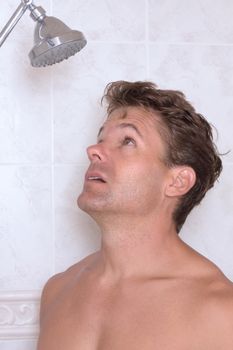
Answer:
[{"xmin": 37, "ymin": 283, "xmax": 218, "ymax": 350}]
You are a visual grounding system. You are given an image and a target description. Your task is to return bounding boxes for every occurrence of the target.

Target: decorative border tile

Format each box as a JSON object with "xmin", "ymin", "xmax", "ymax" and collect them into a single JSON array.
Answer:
[{"xmin": 0, "ymin": 291, "xmax": 40, "ymax": 340}]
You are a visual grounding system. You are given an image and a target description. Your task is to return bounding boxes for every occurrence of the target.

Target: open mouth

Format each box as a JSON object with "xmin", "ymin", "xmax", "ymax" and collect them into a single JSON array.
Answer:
[{"xmin": 87, "ymin": 176, "xmax": 106, "ymax": 183}]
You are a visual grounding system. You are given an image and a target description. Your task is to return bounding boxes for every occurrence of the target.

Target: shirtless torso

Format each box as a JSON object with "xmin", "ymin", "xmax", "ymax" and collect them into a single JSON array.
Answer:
[{"xmin": 37, "ymin": 247, "xmax": 233, "ymax": 350}]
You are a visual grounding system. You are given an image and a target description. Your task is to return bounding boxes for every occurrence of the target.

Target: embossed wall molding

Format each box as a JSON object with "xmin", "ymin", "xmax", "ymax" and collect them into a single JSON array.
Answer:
[{"xmin": 0, "ymin": 291, "xmax": 40, "ymax": 340}]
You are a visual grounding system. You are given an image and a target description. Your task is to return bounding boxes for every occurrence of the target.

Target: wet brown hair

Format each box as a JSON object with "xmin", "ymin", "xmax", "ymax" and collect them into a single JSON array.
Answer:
[{"xmin": 102, "ymin": 80, "xmax": 222, "ymax": 233}]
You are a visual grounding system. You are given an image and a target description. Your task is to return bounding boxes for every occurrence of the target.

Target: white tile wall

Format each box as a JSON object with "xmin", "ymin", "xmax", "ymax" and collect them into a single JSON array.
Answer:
[
  {"xmin": 149, "ymin": 0, "xmax": 233, "ymax": 44},
  {"xmin": 0, "ymin": 166, "xmax": 52, "ymax": 290},
  {"xmin": 0, "ymin": 0, "xmax": 233, "ymax": 348},
  {"xmin": 0, "ymin": 340, "xmax": 36, "ymax": 350},
  {"xmin": 0, "ymin": 39, "xmax": 52, "ymax": 163}
]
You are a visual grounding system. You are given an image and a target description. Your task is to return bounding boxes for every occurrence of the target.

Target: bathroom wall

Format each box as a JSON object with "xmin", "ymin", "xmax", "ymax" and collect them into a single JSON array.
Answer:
[{"xmin": 0, "ymin": 0, "xmax": 233, "ymax": 349}]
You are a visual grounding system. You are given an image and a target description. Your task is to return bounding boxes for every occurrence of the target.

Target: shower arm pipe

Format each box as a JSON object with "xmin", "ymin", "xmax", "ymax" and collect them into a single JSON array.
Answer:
[{"xmin": 0, "ymin": 0, "xmax": 45, "ymax": 48}]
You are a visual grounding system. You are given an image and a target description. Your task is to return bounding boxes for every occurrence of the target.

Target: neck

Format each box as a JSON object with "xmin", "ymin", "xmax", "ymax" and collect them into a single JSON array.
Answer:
[{"xmin": 93, "ymin": 212, "xmax": 184, "ymax": 282}]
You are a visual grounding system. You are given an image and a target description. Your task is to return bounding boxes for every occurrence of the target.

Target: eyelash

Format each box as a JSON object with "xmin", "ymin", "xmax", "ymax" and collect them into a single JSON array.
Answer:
[{"xmin": 122, "ymin": 136, "xmax": 136, "ymax": 146}]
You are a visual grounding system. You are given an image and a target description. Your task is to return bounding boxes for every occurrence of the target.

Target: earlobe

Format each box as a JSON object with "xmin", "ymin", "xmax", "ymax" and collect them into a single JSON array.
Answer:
[{"xmin": 165, "ymin": 167, "xmax": 196, "ymax": 198}]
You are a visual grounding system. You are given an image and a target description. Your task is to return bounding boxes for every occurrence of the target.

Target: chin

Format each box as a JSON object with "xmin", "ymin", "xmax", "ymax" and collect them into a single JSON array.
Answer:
[
  {"xmin": 77, "ymin": 192, "xmax": 107, "ymax": 214},
  {"xmin": 77, "ymin": 193, "xmax": 89, "ymax": 212}
]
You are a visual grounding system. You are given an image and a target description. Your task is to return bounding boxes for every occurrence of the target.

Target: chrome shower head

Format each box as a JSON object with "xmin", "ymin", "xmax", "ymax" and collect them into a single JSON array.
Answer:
[
  {"xmin": 29, "ymin": 16, "xmax": 87, "ymax": 67},
  {"xmin": 0, "ymin": 0, "xmax": 87, "ymax": 67}
]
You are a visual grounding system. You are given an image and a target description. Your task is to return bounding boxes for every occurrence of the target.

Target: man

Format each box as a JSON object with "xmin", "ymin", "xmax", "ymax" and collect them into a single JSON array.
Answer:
[{"xmin": 37, "ymin": 81, "xmax": 233, "ymax": 349}]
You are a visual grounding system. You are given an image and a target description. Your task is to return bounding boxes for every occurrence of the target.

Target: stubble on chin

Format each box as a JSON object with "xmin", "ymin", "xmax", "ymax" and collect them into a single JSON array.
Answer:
[{"xmin": 77, "ymin": 189, "xmax": 111, "ymax": 215}]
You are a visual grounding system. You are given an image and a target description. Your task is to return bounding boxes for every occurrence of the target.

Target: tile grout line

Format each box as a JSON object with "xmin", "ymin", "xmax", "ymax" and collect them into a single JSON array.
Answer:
[
  {"xmin": 50, "ymin": 0, "xmax": 54, "ymax": 278},
  {"xmin": 0, "ymin": 163, "xmax": 89, "ymax": 166},
  {"xmin": 51, "ymin": 64, "xmax": 55, "ymax": 277},
  {"xmin": 84, "ymin": 40, "xmax": 233, "ymax": 47},
  {"xmin": 50, "ymin": 0, "xmax": 53, "ymax": 15},
  {"xmin": 145, "ymin": 0, "xmax": 150, "ymax": 79},
  {"xmin": 146, "ymin": 41, "xmax": 233, "ymax": 47}
]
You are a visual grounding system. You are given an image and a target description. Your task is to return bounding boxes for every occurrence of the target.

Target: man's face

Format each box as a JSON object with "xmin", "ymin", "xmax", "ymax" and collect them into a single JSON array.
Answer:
[{"xmin": 78, "ymin": 107, "xmax": 172, "ymax": 218}]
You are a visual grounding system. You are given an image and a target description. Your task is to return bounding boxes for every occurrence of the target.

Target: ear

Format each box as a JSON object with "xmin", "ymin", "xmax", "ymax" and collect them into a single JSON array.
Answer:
[{"xmin": 165, "ymin": 166, "xmax": 196, "ymax": 198}]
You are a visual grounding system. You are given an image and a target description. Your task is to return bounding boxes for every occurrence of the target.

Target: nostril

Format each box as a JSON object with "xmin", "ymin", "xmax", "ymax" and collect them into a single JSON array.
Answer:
[
  {"xmin": 87, "ymin": 145, "xmax": 102, "ymax": 161},
  {"xmin": 92, "ymin": 153, "xmax": 101, "ymax": 160}
]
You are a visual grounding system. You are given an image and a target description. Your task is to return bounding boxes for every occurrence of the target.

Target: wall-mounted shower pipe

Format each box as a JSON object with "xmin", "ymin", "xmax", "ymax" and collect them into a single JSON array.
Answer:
[
  {"xmin": 0, "ymin": 0, "xmax": 32, "ymax": 47},
  {"xmin": 0, "ymin": 0, "xmax": 87, "ymax": 67}
]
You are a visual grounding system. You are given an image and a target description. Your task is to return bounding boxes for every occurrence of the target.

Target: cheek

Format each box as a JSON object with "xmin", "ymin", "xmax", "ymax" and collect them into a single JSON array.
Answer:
[
  {"xmin": 113, "ymin": 164, "xmax": 166, "ymax": 213},
  {"xmin": 116, "ymin": 161, "xmax": 165, "ymax": 191},
  {"xmin": 115, "ymin": 162, "xmax": 143, "ymax": 181}
]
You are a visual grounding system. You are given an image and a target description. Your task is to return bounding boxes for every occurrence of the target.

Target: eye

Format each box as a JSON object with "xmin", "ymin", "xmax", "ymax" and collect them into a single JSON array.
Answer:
[{"xmin": 122, "ymin": 136, "xmax": 136, "ymax": 146}]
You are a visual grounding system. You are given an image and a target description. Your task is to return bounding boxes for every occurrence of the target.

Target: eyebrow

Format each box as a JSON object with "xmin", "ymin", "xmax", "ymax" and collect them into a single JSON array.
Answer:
[{"xmin": 97, "ymin": 122, "xmax": 143, "ymax": 139}]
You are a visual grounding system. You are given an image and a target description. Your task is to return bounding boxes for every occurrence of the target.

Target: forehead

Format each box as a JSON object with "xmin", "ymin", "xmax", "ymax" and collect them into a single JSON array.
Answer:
[{"xmin": 99, "ymin": 106, "xmax": 162, "ymax": 137}]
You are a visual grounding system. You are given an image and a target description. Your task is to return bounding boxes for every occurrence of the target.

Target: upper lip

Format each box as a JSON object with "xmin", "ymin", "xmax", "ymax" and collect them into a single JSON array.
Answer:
[{"xmin": 85, "ymin": 171, "xmax": 107, "ymax": 183}]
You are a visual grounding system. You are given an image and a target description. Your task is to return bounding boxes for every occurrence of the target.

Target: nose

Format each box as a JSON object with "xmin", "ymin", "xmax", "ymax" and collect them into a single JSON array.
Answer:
[{"xmin": 87, "ymin": 143, "xmax": 104, "ymax": 162}]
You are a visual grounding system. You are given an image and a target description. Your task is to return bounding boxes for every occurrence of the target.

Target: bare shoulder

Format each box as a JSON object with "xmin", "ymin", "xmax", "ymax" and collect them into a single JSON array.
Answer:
[
  {"xmin": 193, "ymin": 249, "xmax": 233, "ymax": 310},
  {"xmin": 200, "ymin": 267, "xmax": 233, "ymax": 346},
  {"xmin": 39, "ymin": 251, "xmax": 98, "ymax": 322},
  {"xmin": 207, "ymin": 270, "xmax": 233, "ymax": 312},
  {"xmin": 209, "ymin": 270, "xmax": 233, "ymax": 314},
  {"xmin": 184, "ymin": 244, "xmax": 233, "ymax": 341}
]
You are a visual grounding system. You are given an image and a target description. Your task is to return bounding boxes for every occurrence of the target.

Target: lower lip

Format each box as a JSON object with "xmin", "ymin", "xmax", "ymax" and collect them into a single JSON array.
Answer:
[{"xmin": 85, "ymin": 179, "xmax": 106, "ymax": 184}]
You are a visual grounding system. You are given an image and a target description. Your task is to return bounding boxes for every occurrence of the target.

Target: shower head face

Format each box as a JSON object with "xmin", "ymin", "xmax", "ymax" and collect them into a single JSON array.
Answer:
[{"xmin": 29, "ymin": 16, "xmax": 87, "ymax": 67}]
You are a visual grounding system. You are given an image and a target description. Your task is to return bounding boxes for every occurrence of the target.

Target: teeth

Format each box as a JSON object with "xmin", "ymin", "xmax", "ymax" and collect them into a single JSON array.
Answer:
[{"xmin": 88, "ymin": 176, "xmax": 102, "ymax": 181}]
